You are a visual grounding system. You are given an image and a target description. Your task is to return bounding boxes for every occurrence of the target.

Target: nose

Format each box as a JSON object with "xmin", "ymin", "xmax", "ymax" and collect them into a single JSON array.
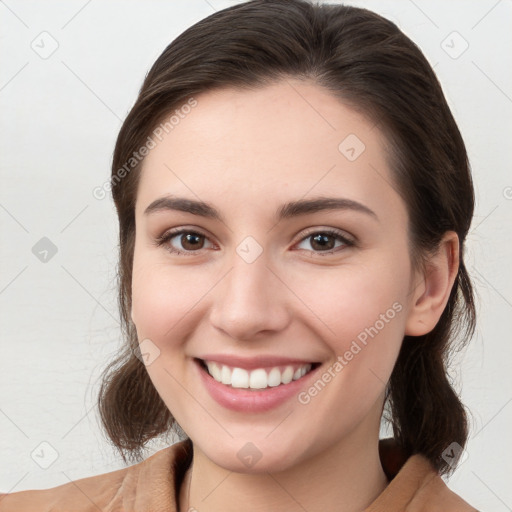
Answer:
[{"xmin": 208, "ymin": 252, "xmax": 291, "ymax": 341}]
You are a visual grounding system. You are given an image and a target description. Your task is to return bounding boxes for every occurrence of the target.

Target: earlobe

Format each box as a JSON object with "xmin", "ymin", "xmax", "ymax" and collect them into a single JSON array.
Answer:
[{"xmin": 405, "ymin": 232, "xmax": 459, "ymax": 336}]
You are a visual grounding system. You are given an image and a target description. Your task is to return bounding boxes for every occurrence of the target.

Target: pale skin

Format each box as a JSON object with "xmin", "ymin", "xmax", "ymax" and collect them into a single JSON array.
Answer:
[{"xmin": 130, "ymin": 79, "xmax": 459, "ymax": 512}]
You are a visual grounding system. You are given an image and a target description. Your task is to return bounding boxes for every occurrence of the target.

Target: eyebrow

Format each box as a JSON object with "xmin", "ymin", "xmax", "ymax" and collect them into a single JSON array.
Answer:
[{"xmin": 143, "ymin": 195, "xmax": 378, "ymax": 222}]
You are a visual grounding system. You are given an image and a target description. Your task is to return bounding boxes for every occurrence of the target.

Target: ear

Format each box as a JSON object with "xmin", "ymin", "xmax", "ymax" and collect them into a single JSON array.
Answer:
[{"xmin": 405, "ymin": 231, "xmax": 459, "ymax": 336}]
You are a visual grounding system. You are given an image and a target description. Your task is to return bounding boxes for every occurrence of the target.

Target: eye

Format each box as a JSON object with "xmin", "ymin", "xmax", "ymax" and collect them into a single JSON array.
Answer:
[
  {"xmin": 155, "ymin": 227, "xmax": 355, "ymax": 257},
  {"xmin": 155, "ymin": 228, "xmax": 214, "ymax": 255},
  {"xmin": 294, "ymin": 229, "xmax": 354, "ymax": 255}
]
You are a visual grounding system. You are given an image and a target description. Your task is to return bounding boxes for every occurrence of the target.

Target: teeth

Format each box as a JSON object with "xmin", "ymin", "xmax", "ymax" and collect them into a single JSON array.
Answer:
[
  {"xmin": 220, "ymin": 365, "xmax": 231, "ymax": 385},
  {"xmin": 249, "ymin": 368, "xmax": 267, "ymax": 389},
  {"xmin": 231, "ymin": 368, "xmax": 249, "ymax": 388},
  {"xmin": 204, "ymin": 361, "xmax": 313, "ymax": 389},
  {"xmin": 281, "ymin": 366, "xmax": 294, "ymax": 384},
  {"xmin": 267, "ymin": 367, "xmax": 281, "ymax": 387}
]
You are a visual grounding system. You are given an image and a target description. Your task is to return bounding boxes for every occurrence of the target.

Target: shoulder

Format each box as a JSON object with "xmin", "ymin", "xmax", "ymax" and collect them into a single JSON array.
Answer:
[
  {"xmin": 0, "ymin": 463, "xmax": 129, "ymax": 512},
  {"xmin": 379, "ymin": 453, "xmax": 479, "ymax": 511},
  {"xmin": 0, "ymin": 440, "xmax": 191, "ymax": 512},
  {"xmin": 376, "ymin": 438, "xmax": 479, "ymax": 511},
  {"xmin": 413, "ymin": 468, "xmax": 479, "ymax": 512}
]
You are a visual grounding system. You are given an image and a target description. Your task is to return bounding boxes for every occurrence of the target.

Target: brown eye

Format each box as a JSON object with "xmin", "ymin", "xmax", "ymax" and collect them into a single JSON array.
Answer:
[
  {"xmin": 177, "ymin": 232, "xmax": 205, "ymax": 251},
  {"xmin": 309, "ymin": 233, "xmax": 336, "ymax": 251},
  {"xmin": 295, "ymin": 229, "xmax": 354, "ymax": 255},
  {"xmin": 156, "ymin": 229, "xmax": 214, "ymax": 255}
]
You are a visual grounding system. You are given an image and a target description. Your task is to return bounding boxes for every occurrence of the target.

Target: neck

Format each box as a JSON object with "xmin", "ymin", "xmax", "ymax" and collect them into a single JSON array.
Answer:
[{"xmin": 180, "ymin": 425, "xmax": 389, "ymax": 512}]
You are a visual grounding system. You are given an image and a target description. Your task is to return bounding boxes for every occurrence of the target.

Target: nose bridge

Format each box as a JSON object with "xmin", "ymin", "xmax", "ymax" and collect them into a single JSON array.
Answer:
[{"xmin": 208, "ymin": 242, "xmax": 289, "ymax": 340}]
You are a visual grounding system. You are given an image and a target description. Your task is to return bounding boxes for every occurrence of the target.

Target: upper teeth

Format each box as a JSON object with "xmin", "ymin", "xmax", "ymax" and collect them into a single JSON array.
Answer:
[{"xmin": 204, "ymin": 361, "xmax": 313, "ymax": 389}]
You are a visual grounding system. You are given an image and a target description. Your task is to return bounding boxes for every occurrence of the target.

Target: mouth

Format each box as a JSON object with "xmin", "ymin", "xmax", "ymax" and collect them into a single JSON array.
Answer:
[{"xmin": 195, "ymin": 357, "xmax": 321, "ymax": 391}]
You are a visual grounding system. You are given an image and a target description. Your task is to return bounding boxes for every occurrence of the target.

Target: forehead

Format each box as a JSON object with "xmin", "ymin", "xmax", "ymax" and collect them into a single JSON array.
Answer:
[{"xmin": 136, "ymin": 79, "xmax": 403, "ymax": 222}]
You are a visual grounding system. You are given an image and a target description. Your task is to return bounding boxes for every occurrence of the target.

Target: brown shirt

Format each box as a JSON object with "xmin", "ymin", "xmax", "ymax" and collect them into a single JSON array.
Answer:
[{"xmin": 0, "ymin": 438, "xmax": 479, "ymax": 511}]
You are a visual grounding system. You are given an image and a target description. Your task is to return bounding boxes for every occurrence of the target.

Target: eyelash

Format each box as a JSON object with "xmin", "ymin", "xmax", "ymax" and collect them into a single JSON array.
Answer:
[{"xmin": 154, "ymin": 227, "xmax": 355, "ymax": 257}]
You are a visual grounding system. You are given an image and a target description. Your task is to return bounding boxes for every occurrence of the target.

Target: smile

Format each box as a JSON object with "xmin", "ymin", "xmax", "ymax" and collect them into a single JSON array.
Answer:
[
  {"xmin": 194, "ymin": 357, "xmax": 322, "ymax": 412},
  {"xmin": 200, "ymin": 359, "xmax": 316, "ymax": 390}
]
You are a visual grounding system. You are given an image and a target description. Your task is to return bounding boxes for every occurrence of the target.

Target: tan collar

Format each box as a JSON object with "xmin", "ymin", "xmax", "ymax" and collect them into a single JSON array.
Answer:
[{"xmin": 0, "ymin": 437, "xmax": 477, "ymax": 511}]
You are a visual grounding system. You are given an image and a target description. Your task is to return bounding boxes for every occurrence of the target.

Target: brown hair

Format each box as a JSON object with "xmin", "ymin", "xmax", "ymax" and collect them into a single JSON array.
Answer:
[{"xmin": 98, "ymin": 0, "xmax": 476, "ymax": 474}]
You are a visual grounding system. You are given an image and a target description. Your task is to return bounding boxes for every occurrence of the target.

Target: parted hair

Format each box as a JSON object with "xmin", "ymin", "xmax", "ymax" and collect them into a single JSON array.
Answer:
[{"xmin": 98, "ymin": 0, "xmax": 476, "ymax": 474}]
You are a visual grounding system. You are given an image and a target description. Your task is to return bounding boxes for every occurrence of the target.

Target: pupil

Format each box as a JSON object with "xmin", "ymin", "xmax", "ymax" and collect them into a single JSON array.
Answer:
[
  {"xmin": 182, "ymin": 233, "xmax": 202, "ymax": 250},
  {"xmin": 312, "ymin": 233, "xmax": 334, "ymax": 250}
]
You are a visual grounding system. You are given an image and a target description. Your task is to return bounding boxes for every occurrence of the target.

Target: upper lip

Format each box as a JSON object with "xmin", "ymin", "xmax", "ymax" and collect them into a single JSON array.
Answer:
[{"xmin": 196, "ymin": 354, "xmax": 319, "ymax": 370}]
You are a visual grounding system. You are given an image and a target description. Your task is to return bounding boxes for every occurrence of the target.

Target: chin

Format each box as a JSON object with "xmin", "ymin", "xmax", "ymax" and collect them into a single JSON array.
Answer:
[{"xmin": 192, "ymin": 433, "xmax": 307, "ymax": 474}]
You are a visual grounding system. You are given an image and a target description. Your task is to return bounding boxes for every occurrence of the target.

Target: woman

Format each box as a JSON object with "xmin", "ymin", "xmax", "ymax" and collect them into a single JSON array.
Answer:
[{"xmin": 0, "ymin": 0, "xmax": 479, "ymax": 510}]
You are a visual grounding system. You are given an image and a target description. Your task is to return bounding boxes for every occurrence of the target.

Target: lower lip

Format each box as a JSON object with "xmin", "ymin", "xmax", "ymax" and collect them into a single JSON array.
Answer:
[{"xmin": 195, "ymin": 359, "xmax": 320, "ymax": 413}]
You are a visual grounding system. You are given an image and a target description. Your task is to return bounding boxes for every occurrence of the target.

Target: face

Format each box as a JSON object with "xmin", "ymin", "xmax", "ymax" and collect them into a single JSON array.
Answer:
[{"xmin": 131, "ymin": 79, "xmax": 419, "ymax": 473}]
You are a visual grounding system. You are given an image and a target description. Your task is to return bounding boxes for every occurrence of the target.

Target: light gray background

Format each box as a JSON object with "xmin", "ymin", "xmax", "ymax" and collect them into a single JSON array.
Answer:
[{"xmin": 0, "ymin": 0, "xmax": 511, "ymax": 509}]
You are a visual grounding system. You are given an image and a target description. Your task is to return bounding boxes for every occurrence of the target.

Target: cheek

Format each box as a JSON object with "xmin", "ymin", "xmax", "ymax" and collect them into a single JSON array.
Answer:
[
  {"xmin": 131, "ymin": 257, "xmax": 208, "ymax": 341},
  {"xmin": 297, "ymin": 262, "xmax": 409, "ymax": 380},
  {"xmin": 302, "ymin": 261, "xmax": 407, "ymax": 333},
  {"xmin": 291, "ymin": 267, "xmax": 408, "ymax": 433},
  {"xmin": 130, "ymin": 260, "xmax": 205, "ymax": 412},
  {"xmin": 131, "ymin": 263, "xmax": 168, "ymax": 339}
]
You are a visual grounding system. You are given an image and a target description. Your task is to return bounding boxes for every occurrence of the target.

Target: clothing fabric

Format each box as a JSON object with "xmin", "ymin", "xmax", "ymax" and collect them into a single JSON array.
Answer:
[{"xmin": 0, "ymin": 438, "xmax": 478, "ymax": 511}]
